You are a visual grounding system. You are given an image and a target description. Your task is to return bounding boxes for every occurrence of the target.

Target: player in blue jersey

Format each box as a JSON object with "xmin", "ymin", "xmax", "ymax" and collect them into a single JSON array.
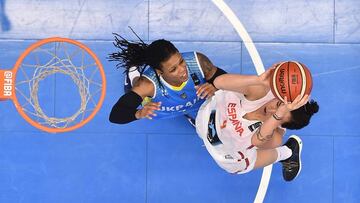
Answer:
[{"xmin": 108, "ymin": 33, "xmax": 227, "ymax": 124}]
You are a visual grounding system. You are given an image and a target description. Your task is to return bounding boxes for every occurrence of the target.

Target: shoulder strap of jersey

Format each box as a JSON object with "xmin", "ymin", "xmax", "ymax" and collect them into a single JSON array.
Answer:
[
  {"xmin": 182, "ymin": 52, "xmax": 206, "ymax": 85},
  {"xmin": 142, "ymin": 52, "xmax": 206, "ymax": 97},
  {"xmin": 142, "ymin": 67, "xmax": 167, "ymax": 97}
]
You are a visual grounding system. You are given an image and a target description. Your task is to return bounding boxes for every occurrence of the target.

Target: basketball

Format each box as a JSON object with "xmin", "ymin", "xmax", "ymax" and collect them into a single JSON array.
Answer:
[{"xmin": 270, "ymin": 61, "xmax": 312, "ymax": 102}]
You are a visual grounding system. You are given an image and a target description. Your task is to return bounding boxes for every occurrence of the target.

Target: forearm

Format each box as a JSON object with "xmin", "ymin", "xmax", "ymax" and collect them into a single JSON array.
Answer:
[
  {"xmin": 109, "ymin": 91, "xmax": 142, "ymax": 124},
  {"xmin": 254, "ymin": 109, "xmax": 286, "ymax": 144},
  {"xmin": 213, "ymin": 74, "xmax": 261, "ymax": 92},
  {"xmin": 257, "ymin": 116, "xmax": 282, "ymax": 141}
]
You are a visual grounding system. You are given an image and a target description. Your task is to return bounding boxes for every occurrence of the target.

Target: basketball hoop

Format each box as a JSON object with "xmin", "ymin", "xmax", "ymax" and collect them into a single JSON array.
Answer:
[{"xmin": 0, "ymin": 37, "xmax": 106, "ymax": 133}]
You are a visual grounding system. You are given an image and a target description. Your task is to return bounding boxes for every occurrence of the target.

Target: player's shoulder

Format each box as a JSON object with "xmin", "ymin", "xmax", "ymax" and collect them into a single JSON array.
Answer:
[
  {"xmin": 195, "ymin": 52, "xmax": 206, "ymax": 62},
  {"xmin": 132, "ymin": 76, "xmax": 155, "ymax": 97},
  {"xmin": 195, "ymin": 52, "xmax": 216, "ymax": 80}
]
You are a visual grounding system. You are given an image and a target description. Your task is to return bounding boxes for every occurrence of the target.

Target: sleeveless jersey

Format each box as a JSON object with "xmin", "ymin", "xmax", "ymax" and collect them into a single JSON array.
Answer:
[
  {"xmin": 215, "ymin": 90, "xmax": 275, "ymax": 149},
  {"xmin": 142, "ymin": 52, "xmax": 206, "ymax": 119},
  {"xmin": 196, "ymin": 90, "xmax": 275, "ymax": 174}
]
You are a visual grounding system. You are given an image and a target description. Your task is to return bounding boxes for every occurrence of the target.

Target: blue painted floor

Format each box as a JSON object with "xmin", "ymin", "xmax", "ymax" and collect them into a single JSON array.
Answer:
[{"xmin": 0, "ymin": 0, "xmax": 359, "ymax": 202}]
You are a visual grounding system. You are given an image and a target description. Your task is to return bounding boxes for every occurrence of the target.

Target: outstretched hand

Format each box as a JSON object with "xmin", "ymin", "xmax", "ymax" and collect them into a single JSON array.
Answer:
[
  {"xmin": 135, "ymin": 102, "xmax": 161, "ymax": 120},
  {"xmin": 195, "ymin": 82, "xmax": 217, "ymax": 99}
]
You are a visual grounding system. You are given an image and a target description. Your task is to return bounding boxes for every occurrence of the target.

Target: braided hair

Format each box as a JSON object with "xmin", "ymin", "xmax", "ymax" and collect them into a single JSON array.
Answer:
[
  {"xmin": 108, "ymin": 32, "xmax": 179, "ymax": 83},
  {"xmin": 281, "ymin": 99, "xmax": 319, "ymax": 130}
]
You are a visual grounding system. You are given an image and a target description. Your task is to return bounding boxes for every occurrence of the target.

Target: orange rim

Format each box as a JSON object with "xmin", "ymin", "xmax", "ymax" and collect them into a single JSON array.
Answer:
[{"xmin": 11, "ymin": 37, "xmax": 106, "ymax": 133}]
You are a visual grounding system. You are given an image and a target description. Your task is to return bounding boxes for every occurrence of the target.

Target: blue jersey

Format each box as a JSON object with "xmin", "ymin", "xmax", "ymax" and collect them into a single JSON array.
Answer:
[{"xmin": 142, "ymin": 52, "xmax": 206, "ymax": 119}]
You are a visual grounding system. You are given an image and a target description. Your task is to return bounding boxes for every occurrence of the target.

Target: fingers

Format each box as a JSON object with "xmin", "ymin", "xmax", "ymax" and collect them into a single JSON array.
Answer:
[
  {"xmin": 199, "ymin": 86, "xmax": 214, "ymax": 99},
  {"xmin": 271, "ymin": 62, "xmax": 281, "ymax": 69},
  {"xmin": 140, "ymin": 102, "xmax": 161, "ymax": 120},
  {"xmin": 144, "ymin": 102, "xmax": 161, "ymax": 109},
  {"xmin": 259, "ymin": 68, "xmax": 275, "ymax": 86},
  {"xmin": 195, "ymin": 83, "xmax": 208, "ymax": 97},
  {"xmin": 284, "ymin": 94, "xmax": 309, "ymax": 110},
  {"xmin": 284, "ymin": 96, "xmax": 288, "ymax": 103},
  {"xmin": 292, "ymin": 94, "xmax": 309, "ymax": 106},
  {"xmin": 196, "ymin": 83, "xmax": 216, "ymax": 99},
  {"xmin": 298, "ymin": 94, "xmax": 309, "ymax": 106}
]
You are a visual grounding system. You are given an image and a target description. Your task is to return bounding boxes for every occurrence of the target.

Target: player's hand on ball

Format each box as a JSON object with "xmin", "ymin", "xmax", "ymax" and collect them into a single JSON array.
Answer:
[
  {"xmin": 270, "ymin": 61, "xmax": 312, "ymax": 102},
  {"xmin": 270, "ymin": 62, "xmax": 282, "ymax": 69},
  {"xmin": 259, "ymin": 62, "xmax": 282, "ymax": 87},
  {"xmin": 135, "ymin": 102, "xmax": 161, "ymax": 120},
  {"xmin": 277, "ymin": 94, "xmax": 309, "ymax": 115},
  {"xmin": 284, "ymin": 94, "xmax": 309, "ymax": 111},
  {"xmin": 259, "ymin": 67, "xmax": 275, "ymax": 87}
]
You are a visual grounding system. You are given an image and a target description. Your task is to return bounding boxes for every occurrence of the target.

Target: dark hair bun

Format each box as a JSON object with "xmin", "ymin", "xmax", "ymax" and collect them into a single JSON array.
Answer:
[{"xmin": 305, "ymin": 100, "xmax": 319, "ymax": 115}]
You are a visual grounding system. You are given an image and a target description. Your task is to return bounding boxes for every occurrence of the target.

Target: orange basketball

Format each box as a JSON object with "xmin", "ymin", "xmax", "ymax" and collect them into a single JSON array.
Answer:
[{"xmin": 270, "ymin": 61, "xmax": 312, "ymax": 102}]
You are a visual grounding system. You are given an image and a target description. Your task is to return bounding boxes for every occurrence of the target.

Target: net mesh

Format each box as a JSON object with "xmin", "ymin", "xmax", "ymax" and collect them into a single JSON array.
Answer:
[{"xmin": 15, "ymin": 41, "xmax": 103, "ymax": 129}]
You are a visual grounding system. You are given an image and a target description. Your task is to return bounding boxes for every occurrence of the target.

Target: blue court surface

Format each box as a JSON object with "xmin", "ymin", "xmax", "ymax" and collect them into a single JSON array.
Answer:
[{"xmin": 0, "ymin": 0, "xmax": 359, "ymax": 202}]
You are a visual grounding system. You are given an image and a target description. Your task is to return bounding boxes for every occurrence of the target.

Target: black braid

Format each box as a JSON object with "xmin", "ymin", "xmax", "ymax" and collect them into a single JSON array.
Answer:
[
  {"xmin": 107, "ymin": 33, "xmax": 149, "ymax": 75},
  {"xmin": 108, "ymin": 29, "xmax": 179, "ymax": 96}
]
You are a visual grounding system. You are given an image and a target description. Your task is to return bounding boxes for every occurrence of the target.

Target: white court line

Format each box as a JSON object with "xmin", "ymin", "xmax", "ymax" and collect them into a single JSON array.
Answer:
[
  {"xmin": 211, "ymin": 1, "xmax": 272, "ymax": 203},
  {"xmin": 312, "ymin": 65, "xmax": 360, "ymax": 77}
]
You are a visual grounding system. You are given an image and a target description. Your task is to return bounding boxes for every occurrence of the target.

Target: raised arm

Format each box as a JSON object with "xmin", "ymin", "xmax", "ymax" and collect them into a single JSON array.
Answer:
[
  {"xmin": 252, "ymin": 94, "xmax": 309, "ymax": 147},
  {"xmin": 213, "ymin": 67, "xmax": 273, "ymax": 99},
  {"xmin": 213, "ymin": 74, "xmax": 260, "ymax": 94}
]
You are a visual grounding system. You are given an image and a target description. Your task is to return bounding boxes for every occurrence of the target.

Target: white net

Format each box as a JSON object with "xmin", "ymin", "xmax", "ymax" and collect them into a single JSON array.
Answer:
[{"xmin": 15, "ymin": 40, "xmax": 103, "ymax": 129}]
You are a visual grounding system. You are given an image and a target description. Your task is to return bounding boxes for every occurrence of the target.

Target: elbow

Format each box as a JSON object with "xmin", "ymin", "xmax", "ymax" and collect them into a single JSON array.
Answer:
[
  {"xmin": 109, "ymin": 117, "xmax": 128, "ymax": 125},
  {"xmin": 109, "ymin": 114, "xmax": 119, "ymax": 124},
  {"xmin": 108, "ymin": 108, "xmax": 136, "ymax": 124},
  {"xmin": 109, "ymin": 112, "xmax": 126, "ymax": 124},
  {"xmin": 108, "ymin": 114, "xmax": 116, "ymax": 124}
]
